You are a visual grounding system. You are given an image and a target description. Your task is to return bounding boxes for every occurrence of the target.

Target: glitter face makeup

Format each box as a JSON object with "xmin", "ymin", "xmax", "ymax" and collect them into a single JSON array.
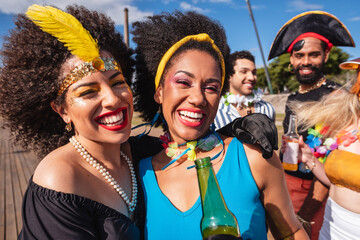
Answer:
[
  {"xmin": 156, "ymin": 50, "xmax": 221, "ymax": 144},
  {"xmin": 73, "ymin": 98, "xmax": 86, "ymax": 107},
  {"xmin": 60, "ymin": 51, "xmax": 133, "ymax": 145}
]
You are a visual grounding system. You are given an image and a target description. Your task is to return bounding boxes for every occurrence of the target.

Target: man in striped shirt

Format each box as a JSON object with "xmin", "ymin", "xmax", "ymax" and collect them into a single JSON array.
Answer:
[{"xmin": 214, "ymin": 50, "xmax": 275, "ymax": 130}]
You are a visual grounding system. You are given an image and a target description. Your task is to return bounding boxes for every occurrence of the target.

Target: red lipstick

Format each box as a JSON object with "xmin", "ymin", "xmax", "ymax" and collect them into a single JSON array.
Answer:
[
  {"xmin": 95, "ymin": 107, "xmax": 128, "ymax": 131},
  {"xmin": 177, "ymin": 109, "xmax": 205, "ymax": 127}
]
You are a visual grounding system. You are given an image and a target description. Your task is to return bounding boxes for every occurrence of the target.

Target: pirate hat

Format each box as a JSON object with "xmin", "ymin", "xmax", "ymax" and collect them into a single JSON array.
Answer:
[{"xmin": 268, "ymin": 11, "xmax": 355, "ymax": 60}]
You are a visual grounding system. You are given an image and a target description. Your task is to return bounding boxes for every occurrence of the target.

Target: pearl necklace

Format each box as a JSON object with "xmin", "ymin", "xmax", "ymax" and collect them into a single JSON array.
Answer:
[
  {"xmin": 69, "ymin": 136, "xmax": 137, "ymax": 212},
  {"xmin": 298, "ymin": 77, "xmax": 326, "ymax": 94}
]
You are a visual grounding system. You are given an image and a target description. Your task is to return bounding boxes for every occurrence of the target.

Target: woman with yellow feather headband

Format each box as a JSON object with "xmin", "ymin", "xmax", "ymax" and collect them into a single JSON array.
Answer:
[
  {"xmin": 132, "ymin": 11, "xmax": 308, "ymax": 240},
  {"xmin": 0, "ymin": 4, "xmax": 145, "ymax": 239},
  {"xmin": 290, "ymin": 58, "xmax": 360, "ymax": 239},
  {"xmin": 0, "ymin": 4, "xmax": 280, "ymax": 239}
]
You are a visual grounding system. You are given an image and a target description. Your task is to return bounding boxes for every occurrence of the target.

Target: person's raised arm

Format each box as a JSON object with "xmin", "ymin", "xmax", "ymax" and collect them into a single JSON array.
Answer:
[
  {"xmin": 298, "ymin": 136, "xmax": 331, "ymax": 187},
  {"xmin": 216, "ymin": 113, "xmax": 278, "ymax": 159},
  {"xmin": 246, "ymin": 145, "xmax": 309, "ymax": 239}
]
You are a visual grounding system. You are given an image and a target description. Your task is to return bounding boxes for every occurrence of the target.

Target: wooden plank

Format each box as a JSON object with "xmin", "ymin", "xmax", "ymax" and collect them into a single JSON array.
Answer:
[
  {"xmin": 13, "ymin": 141, "xmax": 38, "ymax": 185},
  {"xmin": 14, "ymin": 154, "xmax": 27, "ymax": 197},
  {"xmin": 29, "ymin": 150, "xmax": 40, "ymax": 172},
  {"xmin": 13, "ymin": 148, "xmax": 28, "ymax": 196},
  {"xmin": 0, "ymin": 140, "xmax": 6, "ymax": 240},
  {"xmin": 22, "ymin": 148, "xmax": 38, "ymax": 179},
  {"xmin": 10, "ymin": 146, "xmax": 24, "ymax": 235},
  {"xmin": 4, "ymin": 141, "xmax": 17, "ymax": 240},
  {"xmin": 18, "ymin": 150, "xmax": 32, "ymax": 184}
]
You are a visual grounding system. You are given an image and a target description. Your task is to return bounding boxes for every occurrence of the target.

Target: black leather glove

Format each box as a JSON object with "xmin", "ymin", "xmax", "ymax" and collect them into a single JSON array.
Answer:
[
  {"xmin": 204, "ymin": 234, "xmax": 243, "ymax": 240},
  {"xmin": 217, "ymin": 113, "xmax": 278, "ymax": 159}
]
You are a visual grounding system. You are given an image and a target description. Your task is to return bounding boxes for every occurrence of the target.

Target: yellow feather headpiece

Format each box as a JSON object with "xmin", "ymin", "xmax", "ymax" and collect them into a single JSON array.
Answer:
[
  {"xmin": 25, "ymin": 4, "xmax": 120, "ymax": 96},
  {"xmin": 26, "ymin": 4, "xmax": 99, "ymax": 62}
]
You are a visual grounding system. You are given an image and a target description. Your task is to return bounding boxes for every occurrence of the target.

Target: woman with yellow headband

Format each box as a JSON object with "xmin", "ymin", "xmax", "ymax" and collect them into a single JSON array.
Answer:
[
  {"xmin": 0, "ymin": 4, "xmax": 280, "ymax": 239},
  {"xmin": 0, "ymin": 4, "xmax": 149, "ymax": 239},
  {"xmin": 290, "ymin": 58, "xmax": 360, "ymax": 239},
  {"xmin": 132, "ymin": 11, "xmax": 308, "ymax": 240}
]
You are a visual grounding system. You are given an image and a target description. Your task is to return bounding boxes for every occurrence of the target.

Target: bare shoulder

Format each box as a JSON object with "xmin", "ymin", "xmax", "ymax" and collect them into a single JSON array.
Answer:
[
  {"xmin": 242, "ymin": 143, "xmax": 283, "ymax": 191},
  {"xmin": 242, "ymin": 143, "xmax": 262, "ymax": 161},
  {"xmin": 243, "ymin": 143, "xmax": 282, "ymax": 168},
  {"xmin": 33, "ymin": 143, "xmax": 80, "ymax": 193}
]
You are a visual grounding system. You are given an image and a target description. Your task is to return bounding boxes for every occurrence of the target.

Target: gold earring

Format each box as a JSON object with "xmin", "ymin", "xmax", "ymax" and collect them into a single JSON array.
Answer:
[
  {"xmin": 288, "ymin": 64, "xmax": 295, "ymax": 73},
  {"xmin": 65, "ymin": 122, "xmax": 72, "ymax": 132}
]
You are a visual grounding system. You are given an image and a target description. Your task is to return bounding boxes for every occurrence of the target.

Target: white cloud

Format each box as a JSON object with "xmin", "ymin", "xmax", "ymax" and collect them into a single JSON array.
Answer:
[
  {"xmin": 162, "ymin": 0, "xmax": 177, "ymax": 5},
  {"xmin": 107, "ymin": 5, "xmax": 153, "ymax": 25},
  {"xmin": 209, "ymin": 0, "xmax": 232, "ymax": 3},
  {"xmin": 180, "ymin": 2, "xmax": 210, "ymax": 13},
  {"xmin": 189, "ymin": 0, "xmax": 232, "ymax": 4},
  {"xmin": 0, "ymin": 0, "xmax": 153, "ymax": 26},
  {"xmin": 287, "ymin": 0, "xmax": 323, "ymax": 12},
  {"xmin": 249, "ymin": 4, "xmax": 266, "ymax": 10},
  {"xmin": 349, "ymin": 16, "xmax": 360, "ymax": 22}
]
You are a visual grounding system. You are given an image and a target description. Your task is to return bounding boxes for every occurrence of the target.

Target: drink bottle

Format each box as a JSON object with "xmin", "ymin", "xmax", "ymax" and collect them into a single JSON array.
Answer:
[
  {"xmin": 195, "ymin": 157, "xmax": 240, "ymax": 239},
  {"xmin": 283, "ymin": 114, "xmax": 300, "ymax": 171}
]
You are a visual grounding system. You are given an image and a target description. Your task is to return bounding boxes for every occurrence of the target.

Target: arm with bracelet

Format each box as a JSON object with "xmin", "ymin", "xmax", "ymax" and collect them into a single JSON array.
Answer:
[{"xmin": 298, "ymin": 136, "xmax": 331, "ymax": 187}]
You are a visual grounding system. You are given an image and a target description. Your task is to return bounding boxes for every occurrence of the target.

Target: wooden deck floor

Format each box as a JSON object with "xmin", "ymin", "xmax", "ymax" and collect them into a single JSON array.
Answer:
[{"xmin": 0, "ymin": 126, "xmax": 40, "ymax": 240}]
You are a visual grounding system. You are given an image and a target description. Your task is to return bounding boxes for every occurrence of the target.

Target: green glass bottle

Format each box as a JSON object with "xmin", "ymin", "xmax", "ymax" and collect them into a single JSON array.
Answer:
[{"xmin": 195, "ymin": 157, "xmax": 240, "ymax": 239}]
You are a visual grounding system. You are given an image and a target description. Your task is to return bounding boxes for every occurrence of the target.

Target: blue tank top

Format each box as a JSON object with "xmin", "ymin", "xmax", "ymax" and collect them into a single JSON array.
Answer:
[{"xmin": 139, "ymin": 138, "xmax": 267, "ymax": 240}]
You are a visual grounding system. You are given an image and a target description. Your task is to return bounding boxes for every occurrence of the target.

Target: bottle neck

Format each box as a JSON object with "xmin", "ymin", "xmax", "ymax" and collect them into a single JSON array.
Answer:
[
  {"xmin": 287, "ymin": 115, "xmax": 298, "ymax": 135},
  {"xmin": 196, "ymin": 159, "xmax": 229, "ymax": 213},
  {"xmin": 195, "ymin": 157, "xmax": 240, "ymax": 238}
]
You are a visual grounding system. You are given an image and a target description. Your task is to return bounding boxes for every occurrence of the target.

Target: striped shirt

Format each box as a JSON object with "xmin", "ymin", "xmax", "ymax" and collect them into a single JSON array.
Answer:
[{"xmin": 214, "ymin": 95, "xmax": 275, "ymax": 130}]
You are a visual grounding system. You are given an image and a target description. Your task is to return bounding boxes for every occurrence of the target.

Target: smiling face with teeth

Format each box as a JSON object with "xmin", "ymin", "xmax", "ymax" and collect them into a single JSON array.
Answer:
[
  {"xmin": 155, "ymin": 49, "xmax": 222, "ymax": 143},
  {"xmin": 290, "ymin": 37, "xmax": 329, "ymax": 85},
  {"xmin": 53, "ymin": 51, "xmax": 133, "ymax": 145},
  {"xmin": 229, "ymin": 58, "xmax": 257, "ymax": 96}
]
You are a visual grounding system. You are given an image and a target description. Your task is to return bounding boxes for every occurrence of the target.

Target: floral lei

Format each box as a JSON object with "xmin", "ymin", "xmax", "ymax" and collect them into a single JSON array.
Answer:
[
  {"xmin": 306, "ymin": 123, "xmax": 360, "ymax": 163},
  {"xmin": 159, "ymin": 131, "xmax": 223, "ymax": 170},
  {"xmin": 223, "ymin": 88, "xmax": 263, "ymax": 108}
]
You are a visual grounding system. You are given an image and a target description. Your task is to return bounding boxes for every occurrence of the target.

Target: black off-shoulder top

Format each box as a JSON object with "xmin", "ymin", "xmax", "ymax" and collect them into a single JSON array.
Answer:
[{"xmin": 18, "ymin": 178, "xmax": 141, "ymax": 240}]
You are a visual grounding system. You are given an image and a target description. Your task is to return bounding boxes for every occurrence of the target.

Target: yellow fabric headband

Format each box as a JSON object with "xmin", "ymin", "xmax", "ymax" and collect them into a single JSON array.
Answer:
[{"xmin": 154, "ymin": 33, "xmax": 225, "ymax": 91}]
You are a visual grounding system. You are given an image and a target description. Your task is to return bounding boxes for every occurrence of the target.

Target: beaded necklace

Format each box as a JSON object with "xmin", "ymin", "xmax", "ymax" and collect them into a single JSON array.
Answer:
[{"xmin": 69, "ymin": 136, "xmax": 137, "ymax": 212}]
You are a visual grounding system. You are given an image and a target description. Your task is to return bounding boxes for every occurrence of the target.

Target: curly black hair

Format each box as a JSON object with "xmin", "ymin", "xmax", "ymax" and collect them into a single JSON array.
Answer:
[
  {"xmin": 132, "ymin": 11, "xmax": 230, "ymax": 129},
  {"xmin": 0, "ymin": 5, "xmax": 134, "ymax": 158},
  {"xmin": 228, "ymin": 50, "xmax": 255, "ymax": 77}
]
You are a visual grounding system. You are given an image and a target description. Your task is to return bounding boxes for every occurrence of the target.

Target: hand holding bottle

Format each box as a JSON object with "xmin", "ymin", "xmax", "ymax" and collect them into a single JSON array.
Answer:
[
  {"xmin": 298, "ymin": 136, "xmax": 331, "ymax": 186},
  {"xmin": 298, "ymin": 136, "xmax": 316, "ymax": 168}
]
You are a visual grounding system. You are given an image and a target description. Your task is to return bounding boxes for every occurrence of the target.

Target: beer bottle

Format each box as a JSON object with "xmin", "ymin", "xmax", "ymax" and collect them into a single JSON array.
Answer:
[
  {"xmin": 195, "ymin": 157, "xmax": 240, "ymax": 239},
  {"xmin": 283, "ymin": 114, "xmax": 300, "ymax": 171}
]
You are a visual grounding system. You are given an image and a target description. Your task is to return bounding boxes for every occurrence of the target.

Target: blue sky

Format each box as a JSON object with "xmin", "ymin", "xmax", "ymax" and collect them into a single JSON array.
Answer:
[{"xmin": 0, "ymin": 0, "xmax": 359, "ymax": 67}]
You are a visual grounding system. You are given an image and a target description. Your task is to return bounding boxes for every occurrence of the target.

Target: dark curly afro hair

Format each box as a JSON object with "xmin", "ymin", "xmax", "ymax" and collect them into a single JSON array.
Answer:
[
  {"xmin": 0, "ymin": 5, "xmax": 134, "ymax": 158},
  {"xmin": 132, "ymin": 11, "xmax": 230, "ymax": 129}
]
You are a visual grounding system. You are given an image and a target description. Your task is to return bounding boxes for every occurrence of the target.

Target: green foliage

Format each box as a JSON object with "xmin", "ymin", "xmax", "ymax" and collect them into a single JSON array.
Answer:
[
  {"xmin": 324, "ymin": 47, "xmax": 350, "ymax": 79},
  {"xmin": 257, "ymin": 53, "xmax": 293, "ymax": 93},
  {"xmin": 256, "ymin": 47, "xmax": 351, "ymax": 93}
]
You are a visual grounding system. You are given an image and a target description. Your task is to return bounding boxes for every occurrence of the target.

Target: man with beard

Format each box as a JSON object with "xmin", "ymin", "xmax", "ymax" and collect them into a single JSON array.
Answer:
[{"xmin": 268, "ymin": 11, "xmax": 355, "ymax": 240}]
